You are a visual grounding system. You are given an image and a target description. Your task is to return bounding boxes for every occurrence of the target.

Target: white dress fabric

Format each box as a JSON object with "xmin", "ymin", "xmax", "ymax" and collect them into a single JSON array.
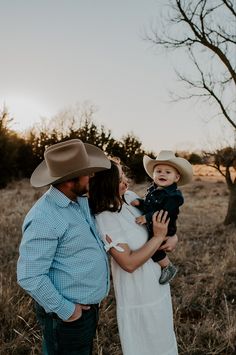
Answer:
[{"xmin": 95, "ymin": 191, "xmax": 178, "ymax": 355}]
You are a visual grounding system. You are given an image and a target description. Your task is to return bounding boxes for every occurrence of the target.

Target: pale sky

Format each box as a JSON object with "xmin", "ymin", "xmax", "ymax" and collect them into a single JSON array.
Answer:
[{"xmin": 0, "ymin": 0, "xmax": 234, "ymax": 153}]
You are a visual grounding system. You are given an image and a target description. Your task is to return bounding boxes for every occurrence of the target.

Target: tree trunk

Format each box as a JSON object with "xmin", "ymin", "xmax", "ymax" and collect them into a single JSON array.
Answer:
[{"xmin": 224, "ymin": 185, "xmax": 236, "ymax": 226}]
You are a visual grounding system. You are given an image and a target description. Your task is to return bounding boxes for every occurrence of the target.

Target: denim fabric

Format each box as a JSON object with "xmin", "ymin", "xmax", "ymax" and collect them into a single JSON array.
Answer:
[
  {"xmin": 138, "ymin": 183, "xmax": 184, "ymax": 262},
  {"xmin": 143, "ymin": 183, "xmax": 184, "ymax": 236},
  {"xmin": 35, "ymin": 302, "xmax": 99, "ymax": 355}
]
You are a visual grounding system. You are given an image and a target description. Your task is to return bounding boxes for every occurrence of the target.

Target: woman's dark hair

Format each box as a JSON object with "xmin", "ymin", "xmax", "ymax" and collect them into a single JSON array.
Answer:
[{"xmin": 89, "ymin": 160, "xmax": 123, "ymax": 214}]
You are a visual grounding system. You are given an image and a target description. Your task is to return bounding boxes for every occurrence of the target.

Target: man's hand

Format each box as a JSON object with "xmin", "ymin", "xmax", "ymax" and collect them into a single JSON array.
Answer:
[
  {"xmin": 159, "ymin": 234, "xmax": 178, "ymax": 252},
  {"xmin": 135, "ymin": 215, "xmax": 146, "ymax": 225},
  {"xmin": 65, "ymin": 304, "xmax": 90, "ymax": 322}
]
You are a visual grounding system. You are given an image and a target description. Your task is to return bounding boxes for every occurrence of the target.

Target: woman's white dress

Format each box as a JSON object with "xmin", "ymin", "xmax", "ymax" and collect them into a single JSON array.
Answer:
[{"xmin": 95, "ymin": 191, "xmax": 178, "ymax": 355}]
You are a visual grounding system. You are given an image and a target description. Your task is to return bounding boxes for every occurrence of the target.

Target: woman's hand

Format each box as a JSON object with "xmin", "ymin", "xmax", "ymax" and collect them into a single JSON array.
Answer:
[
  {"xmin": 103, "ymin": 210, "xmax": 170, "ymax": 273},
  {"xmin": 152, "ymin": 210, "xmax": 169, "ymax": 241}
]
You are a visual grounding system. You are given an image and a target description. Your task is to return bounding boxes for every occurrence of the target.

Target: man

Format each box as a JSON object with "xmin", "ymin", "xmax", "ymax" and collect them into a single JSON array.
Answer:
[{"xmin": 17, "ymin": 139, "xmax": 111, "ymax": 355}]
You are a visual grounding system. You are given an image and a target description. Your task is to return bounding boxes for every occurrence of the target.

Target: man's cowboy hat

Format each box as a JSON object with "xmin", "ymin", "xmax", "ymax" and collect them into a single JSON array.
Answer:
[
  {"xmin": 30, "ymin": 139, "xmax": 111, "ymax": 187},
  {"xmin": 143, "ymin": 150, "xmax": 193, "ymax": 186}
]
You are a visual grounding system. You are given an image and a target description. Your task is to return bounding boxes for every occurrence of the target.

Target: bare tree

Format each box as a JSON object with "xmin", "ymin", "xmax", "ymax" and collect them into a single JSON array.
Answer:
[
  {"xmin": 203, "ymin": 147, "xmax": 236, "ymax": 225},
  {"xmin": 147, "ymin": 0, "xmax": 236, "ymax": 225}
]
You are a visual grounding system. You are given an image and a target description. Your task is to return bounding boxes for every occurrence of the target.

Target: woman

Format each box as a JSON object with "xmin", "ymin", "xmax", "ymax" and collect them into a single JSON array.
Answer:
[{"xmin": 89, "ymin": 161, "xmax": 178, "ymax": 355}]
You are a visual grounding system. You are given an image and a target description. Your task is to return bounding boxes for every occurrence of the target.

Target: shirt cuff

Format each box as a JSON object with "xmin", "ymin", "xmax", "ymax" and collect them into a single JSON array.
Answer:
[{"xmin": 56, "ymin": 299, "xmax": 76, "ymax": 321}]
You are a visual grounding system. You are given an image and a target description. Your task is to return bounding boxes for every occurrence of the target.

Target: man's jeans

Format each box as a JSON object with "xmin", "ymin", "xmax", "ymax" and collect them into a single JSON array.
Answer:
[{"xmin": 35, "ymin": 303, "xmax": 99, "ymax": 355}]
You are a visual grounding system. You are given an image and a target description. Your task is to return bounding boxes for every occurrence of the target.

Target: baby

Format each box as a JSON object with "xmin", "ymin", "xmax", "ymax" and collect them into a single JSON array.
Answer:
[{"xmin": 131, "ymin": 150, "xmax": 193, "ymax": 284}]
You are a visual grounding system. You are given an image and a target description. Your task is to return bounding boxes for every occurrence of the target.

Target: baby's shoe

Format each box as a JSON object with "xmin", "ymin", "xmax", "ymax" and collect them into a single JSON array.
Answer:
[{"xmin": 159, "ymin": 263, "xmax": 178, "ymax": 285}]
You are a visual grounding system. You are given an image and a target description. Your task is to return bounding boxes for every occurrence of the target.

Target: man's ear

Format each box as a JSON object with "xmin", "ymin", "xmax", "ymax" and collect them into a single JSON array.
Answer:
[{"xmin": 64, "ymin": 180, "xmax": 76, "ymax": 189}]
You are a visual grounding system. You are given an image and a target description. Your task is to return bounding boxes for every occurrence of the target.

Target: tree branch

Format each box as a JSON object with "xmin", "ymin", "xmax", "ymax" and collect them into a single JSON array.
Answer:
[
  {"xmin": 176, "ymin": 0, "xmax": 236, "ymax": 85},
  {"xmin": 221, "ymin": 0, "xmax": 236, "ymax": 17}
]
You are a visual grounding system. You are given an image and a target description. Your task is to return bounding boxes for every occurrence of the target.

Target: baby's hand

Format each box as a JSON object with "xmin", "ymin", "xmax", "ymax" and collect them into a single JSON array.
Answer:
[
  {"xmin": 131, "ymin": 199, "xmax": 140, "ymax": 207},
  {"xmin": 135, "ymin": 215, "xmax": 146, "ymax": 225}
]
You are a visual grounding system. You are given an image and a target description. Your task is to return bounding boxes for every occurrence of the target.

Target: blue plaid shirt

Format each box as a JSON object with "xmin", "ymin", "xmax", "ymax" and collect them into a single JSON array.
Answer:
[{"xmin": 17, "ymin": 186, "xmax": 109, "ymax": 320}]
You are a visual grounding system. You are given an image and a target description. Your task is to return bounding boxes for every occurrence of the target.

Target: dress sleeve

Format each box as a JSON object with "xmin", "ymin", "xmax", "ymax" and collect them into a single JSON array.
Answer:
[
  {"xmin": 123, "ymin": 190, "xmax": 139, "ymax": 204},
  {"xmin": 95, "ymin": 211, "xmax": 128, "ymax": 252}
]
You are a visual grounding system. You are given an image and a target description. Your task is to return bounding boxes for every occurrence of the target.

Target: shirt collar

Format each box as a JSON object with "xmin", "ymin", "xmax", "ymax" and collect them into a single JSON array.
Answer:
[
  {"xmin": 163, "ymin": 182, "xmax": 177, "ymax": 193},
  {"xmin": 153, "ymin": 182, "xmax": 177, "ymax": 193},
  {"xmin": 47, "ymin": 185, "xmax": 75, "ymax": 208}
]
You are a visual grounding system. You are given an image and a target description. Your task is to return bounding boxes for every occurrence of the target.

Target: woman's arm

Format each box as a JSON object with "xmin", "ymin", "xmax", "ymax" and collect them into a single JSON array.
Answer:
[{"xmin": 107, "ymin": 211, "xmax": 169, "ymax": 273}]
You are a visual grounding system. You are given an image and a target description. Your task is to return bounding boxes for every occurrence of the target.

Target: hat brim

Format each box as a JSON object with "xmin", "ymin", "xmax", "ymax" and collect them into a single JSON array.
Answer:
[
  {"xmin": 30, "ymin": 143, "xmax": 111, "ymax": 187},
  {"xmin": 143, "ymin": 155, "xmax": 193, "ymax": 186}
]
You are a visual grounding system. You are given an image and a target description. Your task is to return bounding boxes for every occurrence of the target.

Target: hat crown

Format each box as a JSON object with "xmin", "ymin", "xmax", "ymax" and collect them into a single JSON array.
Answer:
[
  {"xmin": 44, "ymin": 139, "xmax": 88, "ymax": 177},
  {"xmin": 157, "ymin": 150, "xmax": 176, "ymax": 161},
  {"xmin": 30, "ymin": 138, "xmax": 111, "ymax": 187}
]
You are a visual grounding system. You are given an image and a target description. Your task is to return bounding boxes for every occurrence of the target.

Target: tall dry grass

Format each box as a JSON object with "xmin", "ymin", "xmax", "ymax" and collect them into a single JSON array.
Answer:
[{"xmin": 0, "ymin": 173, "xmax": 236, "ymax": 355}]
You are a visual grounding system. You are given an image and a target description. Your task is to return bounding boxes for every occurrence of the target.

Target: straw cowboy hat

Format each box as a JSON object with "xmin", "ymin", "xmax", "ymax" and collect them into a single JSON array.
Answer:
[
  {"xmin": 143, "ymin": 150, "xmax": 193, "ymax": 186},
  {"xmin": 30, "ymin": 139, "xmax": 111, "ymax": 187}
]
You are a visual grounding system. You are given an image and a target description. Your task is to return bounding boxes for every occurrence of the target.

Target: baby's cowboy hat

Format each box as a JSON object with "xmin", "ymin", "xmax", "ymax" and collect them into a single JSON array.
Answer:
[
  {"xmin": 30, "ymin": 139, "xmax": 111, "ymax": 187},
  {"xmin": 143, "ymin": 150, "xmax": 193, "ymax": 186}
]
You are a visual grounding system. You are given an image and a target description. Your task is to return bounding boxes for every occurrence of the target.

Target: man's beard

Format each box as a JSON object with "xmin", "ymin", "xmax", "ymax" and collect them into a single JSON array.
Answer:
[
  {"xmin": 77, "ymin": 188, "xmax": 88, "ymax": 196},
  {"xmin": 72, "ymin": 183, "xmax": 89, "ymax": 197}
]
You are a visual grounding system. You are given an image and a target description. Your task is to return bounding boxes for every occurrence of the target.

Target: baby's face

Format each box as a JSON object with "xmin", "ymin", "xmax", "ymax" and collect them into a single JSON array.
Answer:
[{"xmin": 153, "ymin": 164, "xmax": 180, "ymax": 187}]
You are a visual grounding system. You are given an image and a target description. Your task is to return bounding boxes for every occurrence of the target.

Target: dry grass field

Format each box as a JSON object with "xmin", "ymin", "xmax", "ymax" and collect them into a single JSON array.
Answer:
[{"xmin": 1, "ymin": 166, "xmax": 236, "ymax": 355}]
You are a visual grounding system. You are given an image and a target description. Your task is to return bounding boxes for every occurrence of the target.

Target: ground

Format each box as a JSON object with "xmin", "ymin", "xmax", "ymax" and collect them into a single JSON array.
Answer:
[{"xmin": 1, "ymin": 166, "xmax": 235, "ymax": 354}]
